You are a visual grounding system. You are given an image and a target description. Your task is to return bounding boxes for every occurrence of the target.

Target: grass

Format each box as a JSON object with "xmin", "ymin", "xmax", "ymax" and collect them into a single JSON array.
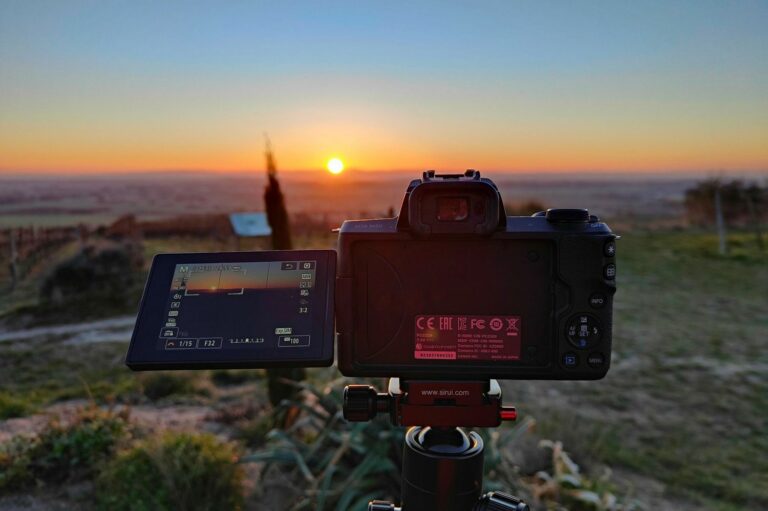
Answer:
[
  {"xmin": 96, "ymin": 433, "xmax": 244, "ymax": 511},
  {"xmin": 0, "ymin": 405, "xmax": 243, "ymax": 511},
  {"xmin": 1, "ymin": 227, "xmax": 766, "ymax": 509},
  {"xmin": 240, "ymin": 373, "xmax": 643, "ymax": 511},
  {"xmin": 0, "ymin": 241, "xmax": 81, "ymax": 317},
  {"xmin": 0, "ymin": 406, "xmax": 129, "ymax": 493},
  {"xmin": 0, "ymin": 392, "xmax": 31, "ymax": 419},
  {"xmin": 511, "ymin": 229, "xmax": 768, "ymax": 510},
  {"xmin": 0, "ymin": 336, "xmax": 141, "ymax": 410},
  {"xmin": 138, "ymin": 372, "xmax": 203, "ymax": 401},
  {"xmin": 240, "ymin": 374, "xmax": 404, "ymax": 510}
]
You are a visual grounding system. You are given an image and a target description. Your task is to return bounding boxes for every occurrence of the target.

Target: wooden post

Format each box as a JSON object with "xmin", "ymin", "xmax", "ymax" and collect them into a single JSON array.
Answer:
[
  {"xmin": 714, "ymin": 185, "xmax": 728, "ymax": 255},
  {"xmin": 8, "ymin": 228, "xmax": 18, "ymax": 291},
  {"xmin": 745, "ymin": 190, "xmax": 764, "ymax": 251}
]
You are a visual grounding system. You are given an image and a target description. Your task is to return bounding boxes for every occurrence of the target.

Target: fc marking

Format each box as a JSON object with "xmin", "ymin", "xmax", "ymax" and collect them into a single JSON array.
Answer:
[{"xmin": 470, "ymin": 318, "xmax": 486, "ymax": 330}]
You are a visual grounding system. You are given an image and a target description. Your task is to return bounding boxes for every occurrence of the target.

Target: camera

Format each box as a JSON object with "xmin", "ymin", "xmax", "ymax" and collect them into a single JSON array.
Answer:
[
  {"xmin": 125, "ymin": 169, "xmax": 617, "ymax": 511},
  {"xmin": 126, "ymin": 170, "xmax": 617, "ymax": 381}
]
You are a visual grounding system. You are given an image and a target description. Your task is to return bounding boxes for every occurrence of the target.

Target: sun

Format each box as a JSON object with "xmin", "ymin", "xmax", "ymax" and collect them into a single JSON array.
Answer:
[{"xmin": 326, "ymin": 157, "xmax": 344, "ymax": 175}]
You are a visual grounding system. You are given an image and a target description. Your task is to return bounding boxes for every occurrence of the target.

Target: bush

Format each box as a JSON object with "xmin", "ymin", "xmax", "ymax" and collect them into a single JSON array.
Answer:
[
  {"xmin": 242, "ymin": 379, "xmax": 403, "ymax": 510},
  {"xmin": 233, "ymin": 415, "xmax": 273, "ymax": 448},
  {"xmin": 0, "ymin": 436, "xmax": 36, "ymax": 491},
  {"xmin": 96, "ymin": 433, "xmax": 244, "ymax": 511},
  {"xmin": 211, "ymin": 369, "xmax": 264, "ymax": 386},
  {"xmin": 36, "ymin": 240, "xmax": 145, "ymax": 321},
  {"xmin": 529, "ymin": 440, "xmax": 641, "ymax": 511},
  {"xmin": 140, "ymin": 372, "xmax": 196, "ymax": 401},
  {"xmin": 0, "ymin": 406, "xmax": 128, "ymax": 493},
  {"xmin": 0, "ymin": 391, "xmax": 31, "ymax": 419}
]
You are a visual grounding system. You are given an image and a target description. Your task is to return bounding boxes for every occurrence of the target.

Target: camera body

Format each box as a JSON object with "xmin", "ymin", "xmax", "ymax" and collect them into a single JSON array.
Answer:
[
  {"xmin": 126, "ymin": 170, "xmax": 617, "ymax": 381},
  {"xmin": 336, "ymin": 170, "xmax": 616, "ymax": 380}
]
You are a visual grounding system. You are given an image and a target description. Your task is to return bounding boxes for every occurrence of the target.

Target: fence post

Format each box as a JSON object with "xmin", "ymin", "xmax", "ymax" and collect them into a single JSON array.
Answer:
[
  {"xmin": 8, "ymin": 228, "xmax": 18, "ymax": 291},
  {"xmin": 714, "ymin": 185, "xmax": 728, "ymax": 255},
  {"xmin": 744, "ymin": 192, "xmax": 764, "ymax": 251}
]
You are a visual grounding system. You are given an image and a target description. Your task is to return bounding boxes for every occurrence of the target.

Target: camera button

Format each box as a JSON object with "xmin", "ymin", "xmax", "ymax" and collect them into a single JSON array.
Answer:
[
  {"xmin": 604, "ymin": 263, "xmax": 616, "ymax": 279},
  {"xmin": 604, "ymin": 240, "xmax": 616, "ymax": 257},
  {"xmin": 589, "ymin": 293, "xmax": 606, "ymax": 309},
  {"xmin": 566, "ymin": 315, "xmax": 602, "ymax": 349},
  {"xmin": 563, "ymin": 352, "xmax": 579, "ymax": 368},
  {"xmin": 587, "ymin": 352, "xmax": 606, "ymax": 368}
]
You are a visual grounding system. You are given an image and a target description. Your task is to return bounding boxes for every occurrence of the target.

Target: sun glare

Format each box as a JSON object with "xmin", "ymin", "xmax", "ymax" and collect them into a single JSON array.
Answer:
[{"xmin": 327, "ymin": 158, "xmax": 344, "ymax": 175}]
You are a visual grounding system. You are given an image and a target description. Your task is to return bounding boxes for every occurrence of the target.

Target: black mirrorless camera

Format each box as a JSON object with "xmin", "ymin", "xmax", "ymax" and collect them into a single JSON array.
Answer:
[{"xmin": 127, "ymin": 170, "xmax": 617, "ymax": 380}]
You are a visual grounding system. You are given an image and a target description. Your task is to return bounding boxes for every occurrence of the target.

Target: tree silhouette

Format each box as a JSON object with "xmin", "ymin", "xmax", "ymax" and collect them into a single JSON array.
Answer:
[{"xmin": 263, "ymin": 135, "xmax": 306, "ymax": 409}]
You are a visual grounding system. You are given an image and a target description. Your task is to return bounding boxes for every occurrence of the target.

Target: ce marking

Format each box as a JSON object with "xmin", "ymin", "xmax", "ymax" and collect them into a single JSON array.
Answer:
[{"xmin": 416, "ymin": 316, "xmax": 437, "ymax": 330}]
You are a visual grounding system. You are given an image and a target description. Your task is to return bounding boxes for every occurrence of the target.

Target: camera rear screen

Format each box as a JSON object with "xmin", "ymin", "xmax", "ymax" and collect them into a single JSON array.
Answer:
[
  {"xmin": 126, "ymin": 250, "xmax": 335, "ymax": 370},
  {"xmin": 345, "ymin": 239, "xmax": 553, "ymax": 378}
]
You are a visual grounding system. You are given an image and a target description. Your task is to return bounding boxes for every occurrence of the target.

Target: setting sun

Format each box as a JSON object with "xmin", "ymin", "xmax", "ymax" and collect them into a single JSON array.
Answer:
[{"xmin": 326, "ymin": 158, "xmax": 344, "ymax": 175}]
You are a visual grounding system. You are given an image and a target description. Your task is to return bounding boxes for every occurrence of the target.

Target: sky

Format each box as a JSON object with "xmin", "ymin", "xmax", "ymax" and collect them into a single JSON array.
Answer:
[{"xmin": 1, "ymin": 0, "xmax": 767, "ymax": 175}]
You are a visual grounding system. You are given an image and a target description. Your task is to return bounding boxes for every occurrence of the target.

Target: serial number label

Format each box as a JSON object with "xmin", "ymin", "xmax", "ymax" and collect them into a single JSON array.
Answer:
[{"xmin": 414, "ymin": 315, "xmax": 521, "ymax": 361}]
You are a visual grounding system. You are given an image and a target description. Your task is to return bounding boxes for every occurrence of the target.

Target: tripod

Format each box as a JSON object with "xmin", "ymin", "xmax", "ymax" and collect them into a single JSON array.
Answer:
[{"xmin": 343, "ymin": 379, "xmax": 529, "ymax": 511}]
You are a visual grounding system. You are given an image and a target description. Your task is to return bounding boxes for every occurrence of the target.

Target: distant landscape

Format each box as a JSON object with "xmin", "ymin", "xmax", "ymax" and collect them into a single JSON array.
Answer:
[
  {"xmin": 0, "ymin": 171, "xmax": 738, "ymax": 229},
  {"xmin": 1, "ymin": 171, "xmax": 766, "ymax": 511}
]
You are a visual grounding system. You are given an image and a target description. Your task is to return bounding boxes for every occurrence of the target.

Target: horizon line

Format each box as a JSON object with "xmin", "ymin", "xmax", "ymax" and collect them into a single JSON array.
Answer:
[{"xmin": 1, "ymin": 167, "xmax": 767, "ymax": 178}]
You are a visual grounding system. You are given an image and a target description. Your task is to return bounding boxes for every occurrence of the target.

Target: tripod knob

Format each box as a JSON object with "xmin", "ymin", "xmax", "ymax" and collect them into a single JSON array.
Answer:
[
  {"xmin": 343, "ymin": 385, "xmax": 381, "ymax": 422},
  {"xmin": 474, "ymin": 491, "xmax": 529, "ymax": 511}
]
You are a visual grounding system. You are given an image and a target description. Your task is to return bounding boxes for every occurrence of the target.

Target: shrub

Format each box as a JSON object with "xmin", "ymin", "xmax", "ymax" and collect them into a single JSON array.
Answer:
[
  {"xmin": 242, "ymin": 380, "xmax": 403, "ymax": 510},
  {"xmin": 29, "ymin": 406, "xmax": 127, "ymax": 482},
  {"xmin": 211, "ymin": 369, "xmax": 264, "ymax": 386},
  {"xmin": 0, "ymin": 436, "xmax": 36, "ymax": 491},
  {"xmin": 139, "ymin": 372, "xmax": 195, "ymax": 401},
  {"xmin": 40, "ymin": 241, "xmax": 144, "ymax": 306},
  {"xmin": 243, "ymin": 379, "xmax": 639, "ymax": 511},
  {"xmin": 233, "ymin": 415, "xmax": 273, "ymax": 448},
  {"xmin": 0, "ymin": 406, "xmax": 128, "ymax": 493},
  {"xmin": 0, "ymin": 391, "xmax": 31, "ymax": 419},
  {"xmin": 529, "ymin": 440, "xmax": 642, "ymax": 511},
  {"xmin": 96, "ymin": 433, "xmax": 244, "ymax": 511}
]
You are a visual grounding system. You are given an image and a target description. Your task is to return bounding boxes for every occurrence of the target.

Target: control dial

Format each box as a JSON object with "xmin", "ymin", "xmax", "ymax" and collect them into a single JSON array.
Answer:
[{"xmin": 566, "ymin": 314, "xmax": 602, "ymax": 349}]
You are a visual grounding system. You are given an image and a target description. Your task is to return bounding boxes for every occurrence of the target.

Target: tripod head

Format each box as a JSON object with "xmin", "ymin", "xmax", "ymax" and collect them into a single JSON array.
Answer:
[{"xmin": 343, "ymin": 379, "xmax": 529, "ymax": 511}]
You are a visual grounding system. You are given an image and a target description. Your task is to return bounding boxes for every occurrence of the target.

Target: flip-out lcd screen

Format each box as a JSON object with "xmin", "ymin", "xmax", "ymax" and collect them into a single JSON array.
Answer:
[{"xmin": 126, "ymin": 251, "xmax": 335, "ymax": 370}]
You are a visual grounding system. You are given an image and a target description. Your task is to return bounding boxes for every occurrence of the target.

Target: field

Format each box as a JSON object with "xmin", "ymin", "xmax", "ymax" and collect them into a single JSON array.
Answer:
[
  {"xmin": 0, "ymin": 172, "xmax": 705, "ymax": 228},
  {"xmin": 0, "ymin": 174, "xmax": 766, "ymax": 510},
  {"xmin": 513, "ymin": 230, "xmax": 768, "ymax": 510}
]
